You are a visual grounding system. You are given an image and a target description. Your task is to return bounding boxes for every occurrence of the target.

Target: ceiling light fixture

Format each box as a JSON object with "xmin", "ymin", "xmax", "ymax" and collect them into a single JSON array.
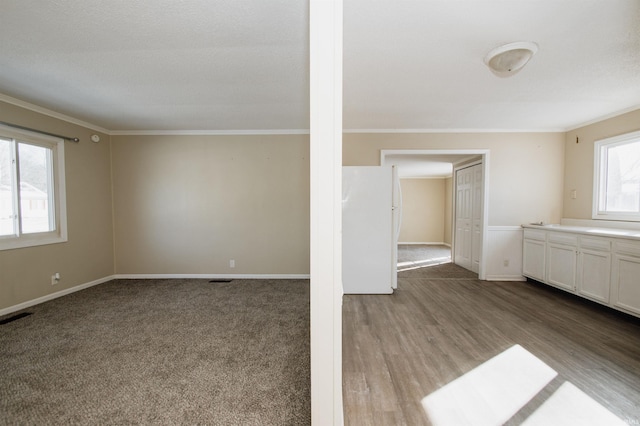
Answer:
[{"xmin": 484, "ymin": 41, "xmax": 538, "ymax": 77}]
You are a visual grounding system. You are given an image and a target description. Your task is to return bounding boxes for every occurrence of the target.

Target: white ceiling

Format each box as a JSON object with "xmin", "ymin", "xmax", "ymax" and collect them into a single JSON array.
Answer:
[
  {"xmin": 344, "ymin": 0, "xmax": 640, "ymax": 132},
  {"xmin": 1, "ymin": 0, "xmax": 639, "ymax": 134},
  {"xmin": 0, "ymin": 1, "xmax": 309, "ymax": 132}
]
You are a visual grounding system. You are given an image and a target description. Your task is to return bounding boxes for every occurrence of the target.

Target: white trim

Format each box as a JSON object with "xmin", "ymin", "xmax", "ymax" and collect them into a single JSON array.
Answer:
[
  {"xmin": 110, "ymin": 129, "xmax": 311, "ymax": 136},
  {"xmin": 0, "ymin": 93, "xmax": 110, "ymax": 134},
  {"xmin": 113, "ymin": 273, "xmax": 310, "ymax": 280},
  {"xmin": 4, "ymin": 92, "xmax": 637, "ymax": 138},
  {"xmin": 345, "ymin": 127, "xmax": 565, "ymax": 134},
  {"xmin": 485, "ymin": 275, "xmax": 526, "ymax": 282},
  {"xmin": 1, "ymin": 92, "xmax": 312, "ymax": 137},
  {"xmin": 398, "ymin": 241, "xmax": 449, "ymax": 246},
  {"xmin": 400, "ymin": 176, "xmax": 453, "ymax": 180},
  {"xmin": 310, "ymin": 0, "xmax": 344, "ymax": 423},
  {"xmin": 0, "ymin": 275, "xmax": 114, "ymax": 317},
  {"xmin": 382, "ymin": 148, "xmax": 490, "ymax": 159},
  {"xmin": 488, "ymin": 226, "xmax": 524, "ymax": 231},
  {"xmin": 0, "ymin": 274, "xmax": 312, "ymax": 317},
  {"xmin": 0, "ymin": 126, "xmax": 68, "ymax": 251},
  {"xmin": 382, "ymin": 149, "xmax": 490, "ymax": 280},
  {"xmin": 566, "ymin": 105, "xmax": 640, "ymax": 131}
]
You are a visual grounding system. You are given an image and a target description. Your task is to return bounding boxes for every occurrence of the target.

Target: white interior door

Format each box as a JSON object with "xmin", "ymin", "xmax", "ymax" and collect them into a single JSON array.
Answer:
[
  {"xmin": 471, "ymin": 165, "xmax": 483, "ymax": 273},
  {"xmin": 455, "ymin": 167, "xmax": 473, "ymax": 269}
]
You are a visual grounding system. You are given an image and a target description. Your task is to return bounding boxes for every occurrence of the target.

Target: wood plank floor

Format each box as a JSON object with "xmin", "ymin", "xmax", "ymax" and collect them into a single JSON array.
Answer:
[{"xmin": 342, "ymin": 251, "xmax": 640, "ymax": 425}]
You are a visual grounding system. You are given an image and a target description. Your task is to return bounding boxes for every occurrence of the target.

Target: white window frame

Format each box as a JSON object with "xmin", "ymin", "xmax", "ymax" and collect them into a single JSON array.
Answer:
[
  {"xmin": 0, "ymin": 124, "xmax": 67, "ymax": 250},
  {"xmin": 593, "ymin": 129, "xmax": 640, "ymax": 222}
]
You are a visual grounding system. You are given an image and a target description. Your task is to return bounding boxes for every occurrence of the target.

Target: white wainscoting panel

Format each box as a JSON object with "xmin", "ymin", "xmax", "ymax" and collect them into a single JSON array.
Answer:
[{"xmin": 485, "ymin": 226, "xmax": 525, "ymax": 281}]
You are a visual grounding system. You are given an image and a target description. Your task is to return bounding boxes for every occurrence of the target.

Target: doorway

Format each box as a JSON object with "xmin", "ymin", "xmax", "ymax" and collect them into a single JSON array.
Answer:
[
  {"xmin": 381, "ymin": 149, "xmax": 489, "ymax": 279},
  {"xmin": 397, "ymin": 244, "xmax": 451, "ymax": 272}
]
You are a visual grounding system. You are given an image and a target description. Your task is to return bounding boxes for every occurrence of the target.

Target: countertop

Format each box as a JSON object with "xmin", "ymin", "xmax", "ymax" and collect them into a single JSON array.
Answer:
[{"xmin": 521, "ymin": 223, "xmax": 640, "ymax": 241}]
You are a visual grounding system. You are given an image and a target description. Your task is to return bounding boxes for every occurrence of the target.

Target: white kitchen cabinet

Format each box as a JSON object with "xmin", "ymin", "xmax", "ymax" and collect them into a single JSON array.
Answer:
[
  {"xmin": 522, "ymin": 229, "xmax": 546, "ymax": 281},
  {"xmin": 522, "ymin": 224, "xmax": 640, "ymax": 319},
  {"xmin": 546, "ymin": 233, "xmax": 578, "ymax": 291},
  {"xmin": 611, "ymin": 241, "xmax": 640, "ymax": 316},
  {"xmin": 577, "ymin": 237, "xmax": 611, "ymax": 304}
]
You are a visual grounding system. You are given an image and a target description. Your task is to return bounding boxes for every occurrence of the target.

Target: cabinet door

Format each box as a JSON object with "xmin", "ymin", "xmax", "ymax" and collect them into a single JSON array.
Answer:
[
  {"xmin": 611, "ymin": 253, "xmax": 640, "ymax": 316},
  {"xmin": 547, "ymin": 243, "xmax": 577, "ymax": 291},
  {"xmin": 523, "ymin": 239, "xmax": 545, "ymax": 281},
  {"xmin": 577, "ymin": 249, "xmax": 611, "ymax": 303}
]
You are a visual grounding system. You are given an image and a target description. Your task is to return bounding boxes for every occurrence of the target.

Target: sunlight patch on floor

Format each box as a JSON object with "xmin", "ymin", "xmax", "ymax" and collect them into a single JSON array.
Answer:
[
  {"xmin": 397, "ymin": 256, "xmax": 451, "ymax": 272},
  {"xmin": 421, "ymin": 345, "xmax": 557, "ymax": 425},
  {"xmin": 522, "ymin": 382, "xmax": 626, "ymax": 426},
  {"xmin": 421, "ymin": 344, "xmax": 626, "ymax": 425}
]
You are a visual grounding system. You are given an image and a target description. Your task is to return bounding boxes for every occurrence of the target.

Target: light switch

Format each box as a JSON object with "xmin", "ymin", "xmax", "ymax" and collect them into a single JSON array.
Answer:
[{"xmin": 570, "ymin": 190, "xmax": 577, "ymax": 199}]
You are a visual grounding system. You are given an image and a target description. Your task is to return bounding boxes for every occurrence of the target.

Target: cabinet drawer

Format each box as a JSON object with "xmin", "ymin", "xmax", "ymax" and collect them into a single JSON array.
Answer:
[
  {"xmin": 524, "ymin": 229, "xmax": 546, "ymax": 241},
  {"xmin": 548, "ymin": 232, "xmax": 578, "ymax": 246},
  {"xmin": 580, "ymin": 236, "xmax": 611, "ymax": 252},
  {"xmin": 614, "ymin": 240, "xmax": 640, "ymax": 257}
]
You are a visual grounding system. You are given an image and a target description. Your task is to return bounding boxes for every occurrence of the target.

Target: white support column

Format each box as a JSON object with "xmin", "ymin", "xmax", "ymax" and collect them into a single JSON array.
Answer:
[{"xmin": 310, "ymin": 0, "xmax": 344, "ymax": 424}]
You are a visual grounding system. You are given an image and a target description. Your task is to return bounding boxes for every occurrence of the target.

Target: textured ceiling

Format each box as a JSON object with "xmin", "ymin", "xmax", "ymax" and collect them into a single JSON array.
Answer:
[
  {"xmin": 344, "ymin": 0, "xmax": 640, "ymax": 131},
  {"xmin": 1, "ymin": 1, "xmax": 639, "ymax": 132},
  {"xmin": 0, "ymin": 1, "xmax": 309, "ymax": 132}
]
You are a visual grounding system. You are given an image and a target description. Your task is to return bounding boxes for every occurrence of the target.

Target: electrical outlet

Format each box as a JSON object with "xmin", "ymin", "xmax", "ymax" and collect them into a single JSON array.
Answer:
[
  {"xmin": 51, "ymin": 272, "xmax": 60, "ymax": 285},
  {"xmin": 229, "ymin": 259, "xmax": 235, "ymax": 268},
  {"xmin": 503, "ymin": 260, "xmax": 510, "ymax": 267}
]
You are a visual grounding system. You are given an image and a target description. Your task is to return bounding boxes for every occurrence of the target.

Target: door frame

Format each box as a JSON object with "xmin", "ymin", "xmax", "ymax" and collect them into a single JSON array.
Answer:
[{"xmin": 381, "ymin": 149, "xmax": 490, "ymax": 280}]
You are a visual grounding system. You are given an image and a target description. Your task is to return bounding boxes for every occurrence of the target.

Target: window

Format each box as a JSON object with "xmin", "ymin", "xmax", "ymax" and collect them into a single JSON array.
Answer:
[
  {"xmin": 0, "ymin": 125, "xmax": 67, "ymax": 250},
  {"xmin": 593, "ymin": 130, "xmax": 640, "ymax": 221}
]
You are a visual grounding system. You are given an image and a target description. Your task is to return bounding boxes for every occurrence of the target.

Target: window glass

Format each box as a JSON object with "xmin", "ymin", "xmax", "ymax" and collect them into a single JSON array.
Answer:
[
  {"xmin": 0, "ymin": 125, "xmax": 67, "ymax": 250},
  {"xmin": 603, "ymin": 141, "xmax": 640, "ymax": 213},
  {"xmin": 594, "ymin": 131, "xmax": 640, "ymax": 221},
  {"xmin": 18, "ymin": 143, "xmax": 55, "ymax": 234},
  {"xmin": 0, "ymin": 138, "xmax": 15, "ymax": 236}
]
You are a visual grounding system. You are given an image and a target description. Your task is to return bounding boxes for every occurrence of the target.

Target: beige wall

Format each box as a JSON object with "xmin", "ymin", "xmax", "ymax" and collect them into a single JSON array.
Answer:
[
  {"xmin": 0, "ymin": 101, "xmax": 114, "ymax": 311},
  {"xmin": 564, "ymin": 109, "xmax": 640, "ymax": 220},
  {"xmin": 111, "ymin": 134, "xmax": 310, "ymax": 275},
  {"xmin": 344, "ymin": 132, "xmax": 566, "ymax": 226},
  {"xmin": 399, "ymin": 178, "xmax": 447, "ymax": 243}
]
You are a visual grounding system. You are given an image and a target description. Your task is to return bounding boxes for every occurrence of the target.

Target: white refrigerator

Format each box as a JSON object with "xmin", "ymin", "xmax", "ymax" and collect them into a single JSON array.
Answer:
[{"xmin": 342, "ymin": 165, "xmax": 402, "ymax": 294}]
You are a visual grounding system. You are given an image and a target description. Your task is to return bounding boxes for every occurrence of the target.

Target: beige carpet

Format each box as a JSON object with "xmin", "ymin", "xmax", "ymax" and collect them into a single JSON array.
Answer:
[{"xmin": 0, "ymin": 279, "xmax": 310, "ymax": 425}]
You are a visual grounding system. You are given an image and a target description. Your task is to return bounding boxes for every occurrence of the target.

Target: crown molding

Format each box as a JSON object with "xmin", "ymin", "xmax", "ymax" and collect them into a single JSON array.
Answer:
[
  {"xmin": 4, "ymin": 91, "xmax": 637, "ymax": 136},
  {"xmin": 0, "ymin": 93, "xmax": 111, "ymax": 134},
  {"xmin": 343, "ymin": 127, "xmax": 565, "ymax": 134},
  {"xmin": 565, "ymin": 104, "xmax": 640, "ymax": 131},
  {"xmin": 110, "ymin": 129, "xmax": 310, "ymax": 136}
]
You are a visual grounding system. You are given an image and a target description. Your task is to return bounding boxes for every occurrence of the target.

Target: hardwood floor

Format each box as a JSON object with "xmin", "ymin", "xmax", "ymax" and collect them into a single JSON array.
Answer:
[{"xmin": 342, "ymin": 251, "xmax": 640, "ymax": 425}]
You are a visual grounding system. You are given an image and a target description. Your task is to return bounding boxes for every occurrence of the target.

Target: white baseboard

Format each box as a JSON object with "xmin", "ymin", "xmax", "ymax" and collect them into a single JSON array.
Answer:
[
  {"xmin": 113, "ymin": 273, "xmax": 311, "ymax": 280},
  {"xmin": 485, "ymin": 275, "xmax": 527, "ymax": 282},
  {"xmin": 0, "ymin": 275, "xmax": 115, "ymax": 317},
  {"xmin": 0, "ymin": 273, "xmax": 311, "ymax": 317},
  {"xmin": 398, "ymin": 242, "xmax": 451, "ymax": 246}
]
